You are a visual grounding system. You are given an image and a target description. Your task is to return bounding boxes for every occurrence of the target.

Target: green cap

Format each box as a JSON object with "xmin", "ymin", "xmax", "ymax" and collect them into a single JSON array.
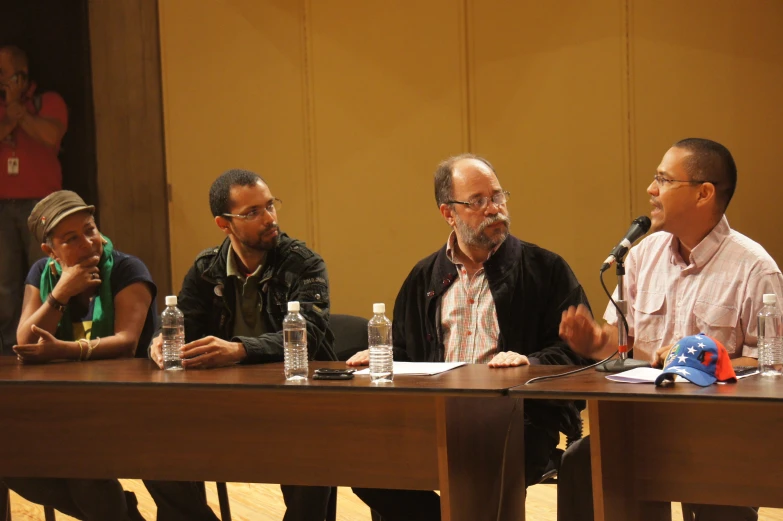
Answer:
[{"xmin": 27, "ymin": 190, "xmax": 95, "ymax": 243}]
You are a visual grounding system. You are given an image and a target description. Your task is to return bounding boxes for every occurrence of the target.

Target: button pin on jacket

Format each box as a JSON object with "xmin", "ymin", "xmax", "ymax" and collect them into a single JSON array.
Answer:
[{"xmin": 214, "ymin": 284, "xmax": 223, "ymax": 297}]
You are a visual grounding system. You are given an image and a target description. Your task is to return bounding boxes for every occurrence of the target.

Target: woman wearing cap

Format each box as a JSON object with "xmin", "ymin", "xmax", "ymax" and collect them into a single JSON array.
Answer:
[
  {"xmin": 3, "ymin": 190, "xmax": 154, "ymax": 521},
  {"xmin": 13, "ymin": 189, "xmax": 157, "ymax": 363}
]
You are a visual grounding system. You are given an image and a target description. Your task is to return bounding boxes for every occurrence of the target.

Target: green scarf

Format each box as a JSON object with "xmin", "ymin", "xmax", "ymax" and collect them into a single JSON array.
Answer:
[{"xmin": 39, "ymin": 236, "xmax": 115, "ymax": 341}]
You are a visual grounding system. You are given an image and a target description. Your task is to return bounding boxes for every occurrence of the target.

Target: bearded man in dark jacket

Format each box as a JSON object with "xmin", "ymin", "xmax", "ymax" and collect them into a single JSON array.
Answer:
[
  {"xmin": 146, "ymin": 169, "xmax": 335, "ymax": 521},
  {"xmin": 347, "ymin": 154, "xmax": 590, "ymax": 521}
]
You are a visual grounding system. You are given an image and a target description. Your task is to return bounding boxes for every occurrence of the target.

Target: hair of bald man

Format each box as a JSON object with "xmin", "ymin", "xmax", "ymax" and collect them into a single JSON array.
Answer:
[{"xmin": 433, "ymin": 153, "xmax": 496, "ymax": 207}]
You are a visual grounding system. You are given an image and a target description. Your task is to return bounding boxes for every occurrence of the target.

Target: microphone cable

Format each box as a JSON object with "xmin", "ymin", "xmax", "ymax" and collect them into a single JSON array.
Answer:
[{"xmin": 523, "ymin": 269, "xmax": 634, "ymax": 385}]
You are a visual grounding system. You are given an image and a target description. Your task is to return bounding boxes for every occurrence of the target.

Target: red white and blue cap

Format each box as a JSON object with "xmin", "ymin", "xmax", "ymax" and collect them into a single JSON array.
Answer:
[{"xmin": 654, "ymin": 333, "xmax": 737, "ymax": 387}]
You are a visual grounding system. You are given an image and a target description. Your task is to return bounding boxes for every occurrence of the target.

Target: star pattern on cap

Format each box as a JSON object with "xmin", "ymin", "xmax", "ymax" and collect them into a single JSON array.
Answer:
[
  {"xmin": 658, "ymin": 334, "xmax": 734, "ymax": 387},
  {"xmin": 664, "ymin": 338, "xmax": 705, "ymax": 372}
]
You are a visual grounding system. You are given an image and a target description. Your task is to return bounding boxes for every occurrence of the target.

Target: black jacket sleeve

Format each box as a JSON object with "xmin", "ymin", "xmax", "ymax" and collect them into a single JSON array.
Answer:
[
  {"xmin": 391, "ymin": 271, "xmax": 414, "ymax": 362},
  {"xmin": 526, "ymin": 256, "xmax": 592, "ymax": 366},
  {"xmin": 177, "ymin": 264, "xmax": 212, "ymax": 344}
]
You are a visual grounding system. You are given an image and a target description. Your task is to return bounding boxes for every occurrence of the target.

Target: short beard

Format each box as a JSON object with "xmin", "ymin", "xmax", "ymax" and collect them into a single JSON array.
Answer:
[
  {"xmin": 455, "ymin": 212, "xmax": 511, "ymax": 249},
  {"xmin": 239, "ymin": 224, "xmax": 280, "ymax": 252}
]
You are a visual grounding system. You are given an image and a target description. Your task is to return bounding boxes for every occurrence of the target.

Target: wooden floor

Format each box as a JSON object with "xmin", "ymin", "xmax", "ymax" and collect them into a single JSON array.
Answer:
[{"xmin": 8, "ymin": 480, "xmax": 783, "ymax": 520}]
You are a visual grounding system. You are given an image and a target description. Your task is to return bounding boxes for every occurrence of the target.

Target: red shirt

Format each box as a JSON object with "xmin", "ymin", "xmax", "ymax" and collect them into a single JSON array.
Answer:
[{"xmin": 0, "ymin": 84, "xmax": 68, "ymax": 199}]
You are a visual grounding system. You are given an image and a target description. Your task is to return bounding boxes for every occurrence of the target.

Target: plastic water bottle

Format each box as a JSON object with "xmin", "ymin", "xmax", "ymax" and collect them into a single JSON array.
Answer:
[
  {"xmin": 283, "ymin": 301, "xmax": 308, "ymax": 381},
  {"xmin": 758, "ymin": 293, "xmax": 783, "ymax": 376},
  {"xmin": 161, "ymin": 295, "xmax": 184, "ymax": 371},
  {"xmin": 368, "ymin": 303, "xmax": 393, "ymax": 383}
]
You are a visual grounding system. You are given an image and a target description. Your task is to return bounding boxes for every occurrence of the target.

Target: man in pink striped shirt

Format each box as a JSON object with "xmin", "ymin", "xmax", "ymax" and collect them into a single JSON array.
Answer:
[{"xmin": 558, "ymin": 138, "xmax": 782, "ymax": 521}]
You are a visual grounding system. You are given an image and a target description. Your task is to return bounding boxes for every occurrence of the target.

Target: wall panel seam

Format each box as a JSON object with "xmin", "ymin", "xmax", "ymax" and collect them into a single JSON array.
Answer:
[
  {"xmin": 151, "ymin": 0, "xmax": 172, "ymax": 296},
  {"xmin": 623, "ymin": 0, "xmax": 635, "ymax": 222},
  {"xmin": 300, "ymin": 0, "xmax": 320, "ymax": 250},
  {"xmin": 459, "ymin": 0, "xmax": 476, "ymax": 152}
]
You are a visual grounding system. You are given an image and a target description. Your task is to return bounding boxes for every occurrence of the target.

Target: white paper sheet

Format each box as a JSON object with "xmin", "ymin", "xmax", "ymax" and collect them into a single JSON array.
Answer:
[
  {"xmin": 605, "ymin": 367, "xmax": 687, "ymax": 384},
  {"xmin": 605, "ymin": 367, "xmax": 756, "ymax": 384},
  {"xmin": 354, "ymin": 362, "xmax": 466, "ymax": 376}
]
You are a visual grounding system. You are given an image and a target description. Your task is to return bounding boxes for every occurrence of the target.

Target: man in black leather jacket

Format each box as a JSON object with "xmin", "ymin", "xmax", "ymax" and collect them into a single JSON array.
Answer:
[
  {"xmin": 163, "ymin": 230, "xmax": 335, "ymax": 364},
  {"xmin": 146, "ymin": 169, "xmax": 335, "ymax": 521},
  {"xmin": 347, "ymin": 154, "xmax": 590, "ymax": 521}
]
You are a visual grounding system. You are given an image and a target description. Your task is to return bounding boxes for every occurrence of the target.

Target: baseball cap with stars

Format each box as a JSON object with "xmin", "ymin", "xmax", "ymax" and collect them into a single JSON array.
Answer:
[{"xmin": 654, "ymin": 333, "xmax": 737, "ymax": 387}]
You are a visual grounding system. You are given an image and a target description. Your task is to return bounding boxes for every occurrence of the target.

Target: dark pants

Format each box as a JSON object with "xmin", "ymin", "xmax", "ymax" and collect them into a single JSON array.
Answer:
[
  {"xmin": 143, "ymin": 480, "xmax": 332, "ymax": 521},
  {"xmin": 3, "ymin": 477, "xmax": 142, "ymax": 521},
  {"xmin": 352, "ymin": 421, "xmax": 558, "ymax": 521},
  {"xmin": 557, "ymin": 436, "xmax": 759, "ymax": 521},
  {"xmin": 0, "ymin": 199, "xmax": 44, "ymax": 353}
]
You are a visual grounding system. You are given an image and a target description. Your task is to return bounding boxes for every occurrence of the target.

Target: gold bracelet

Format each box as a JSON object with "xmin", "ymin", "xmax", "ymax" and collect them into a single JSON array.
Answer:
[
  {"xmin": 85, "ymin": 337, "xmax": 101, "ymax": 360},
  {"xmin": 77, "ymin": 339, "xmax": 86, "ymax": 361}
]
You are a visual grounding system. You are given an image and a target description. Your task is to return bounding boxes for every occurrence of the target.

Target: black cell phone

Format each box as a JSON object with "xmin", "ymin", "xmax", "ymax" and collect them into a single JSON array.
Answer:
[
  {"xmin": 314, "ymin": 368, "xmax": 355, "ymax": 375},
  {"xmin": 313, "ymin": 373, "xmax": 353, "ymax": 380},
  {"xmin": 312, "ymin": 368, "xmax": 355, "ymax": 380},
  {"xmin": 733, "ymin": 366, "xmax": 758, "ymax": 377}
]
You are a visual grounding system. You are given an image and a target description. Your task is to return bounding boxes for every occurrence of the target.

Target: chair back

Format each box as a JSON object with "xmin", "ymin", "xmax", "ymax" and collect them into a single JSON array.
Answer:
[{"xmin": 329, "ymin": 314, "xmax": 369, "ymax": 361}]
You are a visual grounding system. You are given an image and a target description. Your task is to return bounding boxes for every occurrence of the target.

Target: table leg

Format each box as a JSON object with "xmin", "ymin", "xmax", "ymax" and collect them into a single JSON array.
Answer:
[
  {"xmin": 589, "ymin": 400, "xmax": 669, "ymax": 521},
  {"xmin": 437, "ymin": 396, "xmax": 526, "ymax": 521},
  {"xmin": 0, "ymin": 482, "xmax": 9, "ymax": 521}
]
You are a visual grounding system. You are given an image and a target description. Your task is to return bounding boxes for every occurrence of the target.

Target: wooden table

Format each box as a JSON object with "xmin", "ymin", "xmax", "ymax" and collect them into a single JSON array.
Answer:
[
  {"xmin": 510, "ymin": 368, "xmax": 783, "ymax": 521},
  {"xmin": 0, "ymin": 359, "xmax": 566, "ymax": 521}
]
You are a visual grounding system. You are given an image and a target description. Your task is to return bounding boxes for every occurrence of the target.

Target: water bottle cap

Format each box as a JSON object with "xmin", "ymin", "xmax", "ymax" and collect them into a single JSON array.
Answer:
[
  {"xmin": 165, "ymin": 295, "xmax": 177, "ymax": 306},
  {"xmin": 373, "ymin": 303, "xmax": 385, "ymax": 314},
  {"xmin": 288, "ymin": 301, "xmax": 300, "ymax": 312},
  {"xmin": 763, "ymin": 293, "xmax": 777, "ymax": 305}
]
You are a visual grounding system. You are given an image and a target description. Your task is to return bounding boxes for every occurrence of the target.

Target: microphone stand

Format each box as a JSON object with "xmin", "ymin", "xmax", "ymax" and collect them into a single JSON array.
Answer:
[{"xmin": 596, "ymin": 259, "xmax": 650, "ymax": 373}]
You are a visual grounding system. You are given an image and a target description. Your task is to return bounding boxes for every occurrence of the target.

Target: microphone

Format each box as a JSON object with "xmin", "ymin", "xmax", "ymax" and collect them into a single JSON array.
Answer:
[{"xmin": 600, "ymin": 216, "xmax": 651, "ymax": 272}]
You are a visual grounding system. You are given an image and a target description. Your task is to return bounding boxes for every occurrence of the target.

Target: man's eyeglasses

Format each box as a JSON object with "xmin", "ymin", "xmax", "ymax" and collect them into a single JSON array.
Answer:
[
  {"xmin": 446, "ymin": 191, "xmax": 510, "ymax": 211},
  {"xmin": 222, "ymin": 198, "xmax": 283, "ymax": 221},
  {"xmin": 653, "ymin": 174, "xmax": 718, "ymax": 187}
]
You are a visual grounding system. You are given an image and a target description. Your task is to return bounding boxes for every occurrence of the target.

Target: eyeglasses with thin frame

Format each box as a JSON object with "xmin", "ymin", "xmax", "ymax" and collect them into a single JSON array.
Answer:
[
  {"xmin": 446, "ymin": 190, "xmax": 510, "ymax": 211},
  {"xmin": 222, "ymin": 198, "xmax": 283, "ymax": 221},
  {"xmin": 653, "ymin": 174, "xmax": 718, "ymax": 187}
]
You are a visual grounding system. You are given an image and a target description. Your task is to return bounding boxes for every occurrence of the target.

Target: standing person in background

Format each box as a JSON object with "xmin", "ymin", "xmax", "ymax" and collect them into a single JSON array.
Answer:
[{"xmin": 0, "ymin": 45, "xmax": 68, "ymax": 354}]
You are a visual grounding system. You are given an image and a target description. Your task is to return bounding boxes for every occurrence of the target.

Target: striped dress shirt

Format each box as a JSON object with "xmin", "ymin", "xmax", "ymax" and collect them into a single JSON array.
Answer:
[{"xmin": 441, "ymin": 232, "xmax": 501, "ymax": 364}]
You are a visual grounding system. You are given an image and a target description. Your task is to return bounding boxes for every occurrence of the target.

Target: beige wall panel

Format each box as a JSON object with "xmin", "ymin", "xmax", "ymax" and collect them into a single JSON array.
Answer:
[
  {"xmin": 470, "ymin": 0, "xmax": 629, "ymax": 309},
  {"xmin": 632, "ymin": 0, "xmax": 783, "ymax": 265},
  {"xmin": 159, "ymin": 0, "xmax": 310, "ymax": 291},
  {"xmin": 309, "ymin": 1, "xmax": 465, "ymax": 316}
]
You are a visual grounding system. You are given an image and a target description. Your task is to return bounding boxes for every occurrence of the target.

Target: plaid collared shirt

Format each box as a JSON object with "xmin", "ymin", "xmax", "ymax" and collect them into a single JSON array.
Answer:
[
  {"xmin": 441, "ymin": 232, "xmax": 500, "ymax": 364},
  {"xmin": 605, "ymin": 216, "xmax": 783, "ymax": 361}
]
